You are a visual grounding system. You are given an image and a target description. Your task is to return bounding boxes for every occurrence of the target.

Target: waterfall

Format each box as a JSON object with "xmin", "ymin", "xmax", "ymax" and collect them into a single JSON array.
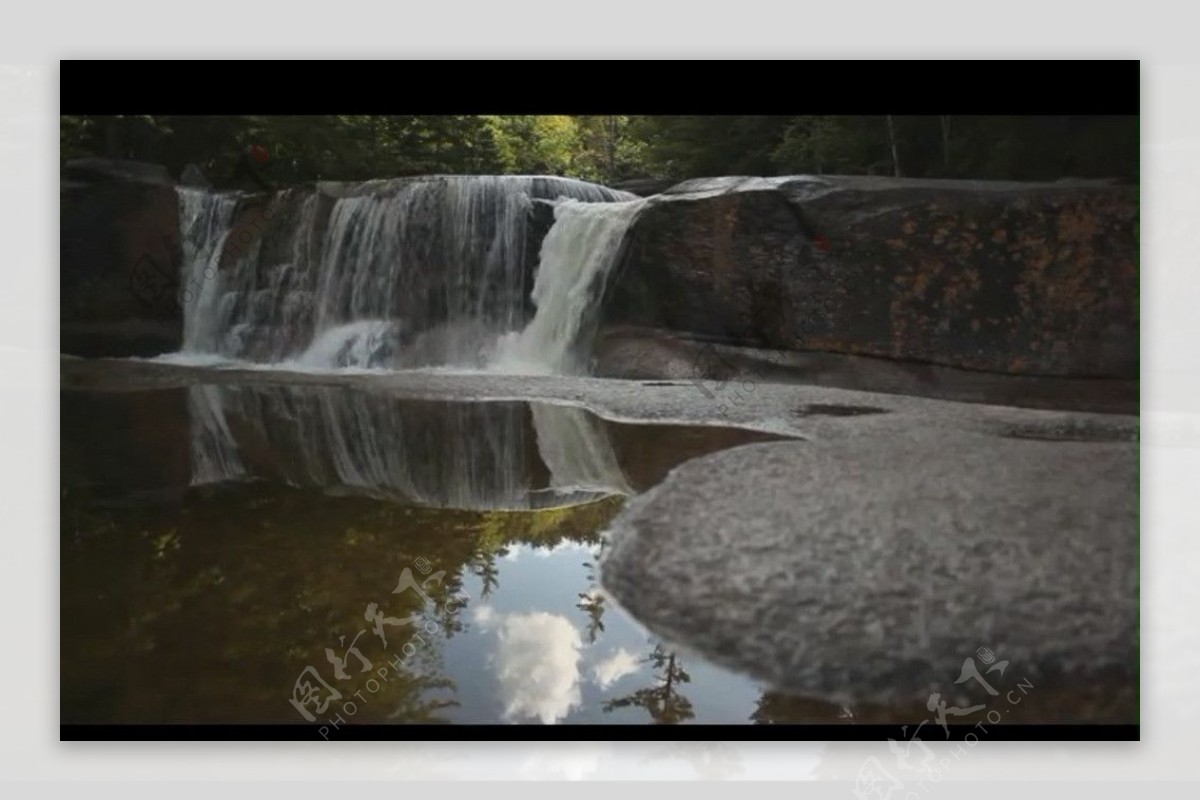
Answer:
[
  {"xmin": 177, "ymin": 188, "xmax": 239, "ymax": 352},
  {"xmin": 174, "ymin": 176, "xmax": 634, "ymax": 371},
  {"xmin": 492, "ymin": 198, "xmax": 644, "ymax": 374}
]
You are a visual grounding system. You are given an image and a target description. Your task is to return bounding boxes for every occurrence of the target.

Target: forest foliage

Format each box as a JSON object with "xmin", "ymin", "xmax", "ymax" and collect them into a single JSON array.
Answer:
[{"xmin": 60, "ymin": 114, "xmax": 1138, "ymax": 189}]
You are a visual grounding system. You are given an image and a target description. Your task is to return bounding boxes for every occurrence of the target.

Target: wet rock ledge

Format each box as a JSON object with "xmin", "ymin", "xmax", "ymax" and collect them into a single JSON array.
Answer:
[{"xmin": 604, "ymin": 175, "xmax": 1138, "ymax": 379}]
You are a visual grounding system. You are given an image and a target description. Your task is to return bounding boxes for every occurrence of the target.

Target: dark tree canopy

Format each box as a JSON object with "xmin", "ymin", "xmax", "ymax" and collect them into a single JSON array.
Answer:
[{"xmin": 60, "ymin": 114, "xmax": 1138, "ymax": 189}]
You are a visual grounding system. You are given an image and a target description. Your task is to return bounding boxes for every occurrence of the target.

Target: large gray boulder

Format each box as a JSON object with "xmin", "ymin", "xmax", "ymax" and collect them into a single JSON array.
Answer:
[{"xmin": 600, "ymin": 433, "xmax": 1138, "ymax": 708}]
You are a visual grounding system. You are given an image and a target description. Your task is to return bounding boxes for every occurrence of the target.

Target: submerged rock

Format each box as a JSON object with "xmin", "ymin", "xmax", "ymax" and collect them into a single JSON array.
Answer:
[{"xmin": 600, "ymin": 433, "xmax": 1138, "ymax": 708}]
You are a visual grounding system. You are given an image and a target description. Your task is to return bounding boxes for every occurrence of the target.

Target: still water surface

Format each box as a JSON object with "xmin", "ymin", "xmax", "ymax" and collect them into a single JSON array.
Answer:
[
  {"xmin": 62, "ymin": 379, "xmax": 1133, "ymax": 726},
  {"xmin": 62, "ymin": 381, "xmax": 820, "ymax": 725}
]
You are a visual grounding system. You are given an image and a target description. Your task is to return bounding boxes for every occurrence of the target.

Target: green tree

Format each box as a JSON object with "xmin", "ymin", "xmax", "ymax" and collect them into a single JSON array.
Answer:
[
  {"xmin": 59, "ymin": 114, "xmax": 1138, "ymax": 188},
  {"xmin": 486, "ymin": 115, "xmax": 581, "ymax": 176}
]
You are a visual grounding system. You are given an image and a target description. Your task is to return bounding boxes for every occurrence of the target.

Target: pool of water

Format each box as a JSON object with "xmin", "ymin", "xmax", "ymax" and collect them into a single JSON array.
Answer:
[
  {"xmin": 61, "ymin": 376, "xmax": 1136, "ymax": 727},
  {"xmin": 61, "ymin": 380, "xmax": 819, "ymax": 725}
]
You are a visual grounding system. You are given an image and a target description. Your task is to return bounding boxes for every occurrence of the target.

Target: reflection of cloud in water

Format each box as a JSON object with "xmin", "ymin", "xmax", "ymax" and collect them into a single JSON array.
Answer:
[
  {"xmin": 472, "ymin": 604, "xmax": 496, "ymax": 626},
  {"xmin": 493, "ymin": 612, "xmax": 583, "ymax": 724},
  {"xmin": 591, "ymin": 647, "xmax": 641, "ymax": 689},
  {"xmin": 473, "ymin": 605, "xmax": 582, "ymax": 723},
  {"xmin": 530, "ymin": 540, "xmax": 591, "ymax": 559}
]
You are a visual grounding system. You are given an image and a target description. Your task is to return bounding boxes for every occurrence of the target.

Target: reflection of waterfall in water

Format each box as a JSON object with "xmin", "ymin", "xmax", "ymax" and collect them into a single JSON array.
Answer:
[
  {"xmin": 530, "ymin": 403, "xmax": 632, "ymax": 496},
  {"xmin": 187, "ymin": 385, "xmax": 246, "ymax": 485},
  {"xmin": 493, "ymin": 198, "xmax": 644, "ymax": 374},
  {"xmin": 174, "ymin": 177, "xmax": 634, "ymax": 371},
  {"xmin": 186, "ymin": 384, "xmax": 629, "ymax": 510}
]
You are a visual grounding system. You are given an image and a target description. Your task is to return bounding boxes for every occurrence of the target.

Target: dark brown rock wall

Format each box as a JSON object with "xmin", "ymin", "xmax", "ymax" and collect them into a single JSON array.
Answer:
[
  {"xmin": 606, "ymin": 176, "xmax": 1138, "ymax": 378},
  {"xmin": 61, "ymin": 160, "xmax": 182, "ymax": 356}
]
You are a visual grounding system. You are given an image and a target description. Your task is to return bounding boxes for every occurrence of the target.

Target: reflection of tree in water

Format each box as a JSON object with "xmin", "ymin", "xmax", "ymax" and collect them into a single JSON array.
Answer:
[
  {"xmin": 468, "ymin": 547, "xmax": 504, "ymax": 600},
  {"xmin": 602, "ymin": 644, "xmax": 694, "ymax": 724},
  {"xmin": 576, "ymin": 589, "xmax": 605, "ymax": 644},
  {"xmin": 751, "ymin": 691, "xmax": 865, "ymax": 724},
  {"xmin": 751, "ymin": 691, "xmax": 853, "ymax": 724},
  {"xmin": 575, "ymin": 542, "xmax": 606, "ymax": 643},
  {"xmin": 61, "ymin": 480, "xmax": 625, "ymax": 724},
  {"xmin": 379, "ymin": 647, "xmax": 460, "ymax": 723}
]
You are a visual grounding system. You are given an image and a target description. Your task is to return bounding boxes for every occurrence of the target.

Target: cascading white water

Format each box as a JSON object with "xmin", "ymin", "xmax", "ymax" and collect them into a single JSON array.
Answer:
[
  {"xmin": 174, "ymin": 178, "xmax": 643, "ymax": 509},
  {"xmin": 493, "ymin": 198, "xmax": 644, "ymax": 374},
  {"xmin": 174, "ymin": 176, "xmax": 634, "ymax": 371},
  {"xmin": 295, "ymin": 320, "xmax": 396, "ymax": 369},
  {"xmin": 177, "ymin": 188, "xmax": 240, "ymax": 352}
]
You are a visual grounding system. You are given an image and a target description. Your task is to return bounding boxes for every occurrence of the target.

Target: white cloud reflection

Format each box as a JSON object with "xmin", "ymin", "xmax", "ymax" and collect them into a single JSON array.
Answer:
[
  {"xmin": 590, "ymin": 647, "xmax": 641, "ymax": 689},
  {"xmin": 471, "ymin": 604, "xmax": 496, "ymax": 626},
  {"xmin": 493, "ymin": 611, "xmax": 583, "ymax": 724}
]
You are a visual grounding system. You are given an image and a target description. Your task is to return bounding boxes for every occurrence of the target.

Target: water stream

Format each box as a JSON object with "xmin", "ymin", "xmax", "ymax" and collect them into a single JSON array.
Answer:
[{"xmin": 175, "ymin": 177, "xmax": 638, "ymax": 373}]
